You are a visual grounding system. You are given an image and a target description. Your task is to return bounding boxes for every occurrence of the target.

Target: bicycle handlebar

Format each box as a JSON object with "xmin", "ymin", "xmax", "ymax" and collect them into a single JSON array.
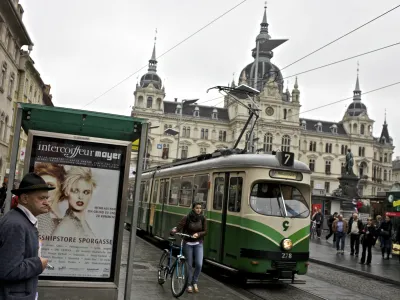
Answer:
[{"xmin": 173, "ymin": 232, "xmax": 193, "ymax": 239}]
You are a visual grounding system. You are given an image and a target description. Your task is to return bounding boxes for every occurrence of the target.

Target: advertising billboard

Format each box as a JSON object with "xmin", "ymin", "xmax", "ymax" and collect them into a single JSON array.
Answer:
[{"xmin": 25, "ymin": 131, "xmax": 129, "ymax": 281}]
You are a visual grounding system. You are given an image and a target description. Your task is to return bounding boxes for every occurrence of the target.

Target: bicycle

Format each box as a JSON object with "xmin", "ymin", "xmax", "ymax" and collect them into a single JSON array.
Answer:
[{"xmin": 157, "ymin": 232, "xmax": 192, "ymax": 298}]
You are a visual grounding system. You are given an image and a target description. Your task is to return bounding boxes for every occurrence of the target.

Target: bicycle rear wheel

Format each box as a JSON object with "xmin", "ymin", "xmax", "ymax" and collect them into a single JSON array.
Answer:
[
  {"xmin": 170, "ymin": 259, "xmax": 189, "ymax": 298},
  {"xmin": 158, "ymin": 252, "xmax": 169, "ymax": 285}
]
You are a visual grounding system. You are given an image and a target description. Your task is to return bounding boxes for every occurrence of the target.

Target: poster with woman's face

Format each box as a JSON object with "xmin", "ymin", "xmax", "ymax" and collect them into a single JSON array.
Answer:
[{"xmin": 28, "ymin": 135, "xmax": 126, "ymax": 280}]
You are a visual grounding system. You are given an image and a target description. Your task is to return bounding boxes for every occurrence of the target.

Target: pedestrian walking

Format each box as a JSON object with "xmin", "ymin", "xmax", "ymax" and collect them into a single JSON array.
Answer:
[
  {"xmin": 171, "ymin": 201, "xmax": 207, "ymax": 293},
  {"xmin": 396, "ymin": 226, "xmax": 400, "ymax": 263},
  {"xmin": 326, "ymin": 212, "xmax": 338, "ymax": 242},
  {"xmin": 347, "ymin": 213, "xmax": 363, "ymax": 257},
  {"xmin": 332, "ymin": 214, "xmax": 348, "ymax": 254},
  {"xmin": 378, "ymin": 215, "xmax": 393, "ymax": 259},
  {"xmin": 360, "ymin": 217, "xmax": 377, "ymax": 265},
  {"xmin": 0, "ymin": 173, "xmax": 54, "ymax": 300},
  {"xmin": 312, "ymin": 209, "xmax": 323, "ymax": 239}
]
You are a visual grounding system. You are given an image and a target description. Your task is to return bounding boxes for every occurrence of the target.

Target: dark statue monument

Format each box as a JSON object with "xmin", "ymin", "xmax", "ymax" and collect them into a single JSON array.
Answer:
[{"xmin": 333, "ymin": 149, "xmax": 360, "ymax": 199}]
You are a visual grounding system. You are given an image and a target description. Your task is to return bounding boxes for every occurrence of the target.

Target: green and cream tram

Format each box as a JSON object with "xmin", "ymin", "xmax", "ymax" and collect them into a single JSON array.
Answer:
[{"xmin": 126, "ymin": 151, "xmax": 311, "ymax": 281}]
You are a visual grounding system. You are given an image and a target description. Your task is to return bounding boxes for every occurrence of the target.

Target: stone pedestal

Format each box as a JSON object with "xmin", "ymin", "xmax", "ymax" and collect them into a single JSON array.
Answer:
[{"xmin": 337, "ymin": 174, "xmax": 360, "ymax": 199}]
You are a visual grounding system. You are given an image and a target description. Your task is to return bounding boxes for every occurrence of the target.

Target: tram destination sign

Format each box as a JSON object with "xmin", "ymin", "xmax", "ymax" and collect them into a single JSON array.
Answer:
[{"xmin": 269, "ymin": 169, "xmax": 303, "ymax": 181}]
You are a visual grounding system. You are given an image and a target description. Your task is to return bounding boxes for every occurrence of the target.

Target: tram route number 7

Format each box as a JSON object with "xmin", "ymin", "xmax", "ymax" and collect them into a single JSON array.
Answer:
[{"xmin": 277, "ymin": 151, "xmax": 294, "ymax": 167}]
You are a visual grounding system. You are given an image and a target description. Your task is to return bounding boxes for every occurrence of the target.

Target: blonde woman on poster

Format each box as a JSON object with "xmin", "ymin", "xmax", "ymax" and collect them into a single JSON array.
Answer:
[
  {"xmin": 53, "ymin": 166, "xmax": 97, "ymax": 238},
  {"xmin": 35, "ymin": 163, "xmax": 67, "ymax": 236}
]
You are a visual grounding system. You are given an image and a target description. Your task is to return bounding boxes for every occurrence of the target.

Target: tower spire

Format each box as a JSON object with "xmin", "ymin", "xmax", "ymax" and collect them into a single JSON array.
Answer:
[
  {"xmin": 148, "ymin": 28, "xmax": 158, "ymax": 73},
  {"xmin": 353, "ymin": 61, "xmax": 361, "ymax": 101},
  {"xmin": 384, "ymin": 108, "xmax": 387, "ymax": 125},
  {"xmin": 261, "ymin": 1, "xmax": 268, "ymax": 33}
]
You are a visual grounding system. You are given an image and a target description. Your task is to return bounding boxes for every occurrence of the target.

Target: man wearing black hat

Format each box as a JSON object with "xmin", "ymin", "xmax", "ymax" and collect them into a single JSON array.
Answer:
[{"xmin": 0, "ymin": 173, "xmax": 54, "ymax": 300}]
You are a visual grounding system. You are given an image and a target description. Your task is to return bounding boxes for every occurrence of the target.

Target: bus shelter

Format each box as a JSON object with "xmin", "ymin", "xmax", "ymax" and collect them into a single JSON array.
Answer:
[{"xmin": 4, "ymin": 103, "xmax": 148, "ymax": 300}]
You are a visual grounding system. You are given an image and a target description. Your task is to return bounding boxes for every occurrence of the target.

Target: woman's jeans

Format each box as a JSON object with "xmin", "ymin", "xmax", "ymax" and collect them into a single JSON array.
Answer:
[{"xmin": 184, "ymin": 243, "xmax": 203, "ymax": 285}]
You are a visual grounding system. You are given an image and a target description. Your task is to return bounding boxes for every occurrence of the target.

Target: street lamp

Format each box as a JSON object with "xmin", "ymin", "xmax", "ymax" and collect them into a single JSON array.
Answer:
[{"xmin": 143, "ymin": 125, "xmax": 159, "ymax": 170}]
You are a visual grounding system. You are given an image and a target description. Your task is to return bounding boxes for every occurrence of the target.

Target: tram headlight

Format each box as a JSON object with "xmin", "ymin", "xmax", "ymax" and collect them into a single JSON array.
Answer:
[{"xmin": 281, "ymin": 238, "xmax": 293, "ymax": 251}]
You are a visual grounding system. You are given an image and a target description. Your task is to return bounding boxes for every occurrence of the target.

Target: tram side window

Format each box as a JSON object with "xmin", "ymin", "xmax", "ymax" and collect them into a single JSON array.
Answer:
[
  {"xmin": 152, "ymin": 180, "xmax": 159, "ymax": 203},
  {"xmin": 144, "ymin": 181, "xmax": 150, "ymax": 203},
  {"xmin": 194, "ymin": 174, "xmax": 209, "ymax": 209},
  {"xmin": 213, "ymin": 177, "xmax": 224, "ymax": 210},
  {"xmin": 179, "ymin": 176, "xmax": 194, "ymax": 207},
  {"xmin": 169, "ymin": 177, "xmax": 180, "ymax": 205},
  {"xmin": 228, "ymin": 177, "xmax": 243, "ymax": 213},
  {"xmin": 159, "ymin": 180, "xmax": 165, "ymax": 203},
  {"xmin": 139, "ymin": 182, "xmax": 145, "ymax": 202},
  {"xmin": 164, "ymin": 179, "xmax": 170, "ymax": 203}
]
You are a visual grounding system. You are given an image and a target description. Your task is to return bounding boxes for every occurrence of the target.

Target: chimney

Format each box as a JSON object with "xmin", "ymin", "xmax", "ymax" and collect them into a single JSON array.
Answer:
[{"xmin": 174, "ymin": 98, "xmax": 178, "ymax": 102}]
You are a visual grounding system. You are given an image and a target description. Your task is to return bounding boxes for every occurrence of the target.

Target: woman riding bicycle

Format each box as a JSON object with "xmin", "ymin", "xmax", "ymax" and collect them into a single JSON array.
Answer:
[{"xmin": 171, "ymin": 201, "xmax": 207, "ymax": 293}]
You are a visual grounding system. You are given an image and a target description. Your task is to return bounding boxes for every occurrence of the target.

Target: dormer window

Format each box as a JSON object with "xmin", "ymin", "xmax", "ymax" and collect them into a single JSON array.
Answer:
[
  {"xmin": 193, "ymin": 106, "xmax": 199, "ymax": 117},
  {"xmin": 212, "ymin": 108, "xmax": 218, "ymax": 119},
  {"xmin": 176, "ymin": 104, "xmax": 181, "ymax": 115},
  {"xmin": 301, "ymin": 120, "xmax": 306, "ymax": 130},
  {"xmin": 330, "ymin": 124, "xmax": 337, "ymax": 134},
  {"xmin": 315, "ymin": 122, "xmax": 322, "ymax": 132}
]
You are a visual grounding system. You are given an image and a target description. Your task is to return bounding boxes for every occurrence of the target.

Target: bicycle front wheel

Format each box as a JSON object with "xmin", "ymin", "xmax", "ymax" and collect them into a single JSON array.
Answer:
[
  {"xmin": 170, "ymin": 259, "xmax": 189, "ymax": 298},
  {"xmin": 158, "ymin": 252, "xmax": 169, "ymax": 285}
]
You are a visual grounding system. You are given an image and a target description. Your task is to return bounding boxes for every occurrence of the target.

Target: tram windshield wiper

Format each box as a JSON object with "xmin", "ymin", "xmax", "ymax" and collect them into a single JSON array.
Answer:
[{"xmin": 290, "ymin": 210, "xmax": 309, "ymax": 219}]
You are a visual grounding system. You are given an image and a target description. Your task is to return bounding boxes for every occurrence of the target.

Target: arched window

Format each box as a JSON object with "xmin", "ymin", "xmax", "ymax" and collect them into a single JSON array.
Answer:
[
  {"xmin": 384, "ymin": 170, "xmax": 388, "ymax": 181},
  {"xmin": 2, "ymin": 115, "xmax": 7, "ymax": 141},
  {"xmin": 205, "ymin": 129, "xmax": 209, "ymax": 140},
  {"xmin": 309, "ymin": 141, "xmax": 316, "ymax": 152},
  {"xmin": 181, "ymin": 146, "xmax": 188, "ymax": 159},
  {"xmin": 201, "ymin": 128, "xmax": 205, "ymax": 139},
  {"xmin": 182, "ymin": 126, "xmax": 186, "ymax": 138},
  {"xmin": 359, "ymin": 162, "xmax": 367, "ymax": 177},
  {"xmin": 264, "ymin": 133, "xmax": 273, "ymax": 152},
  {"xmin": 360, "ymin": 124, "xmax": 365, "ymax": 135},
  {"xmin": 146, "ymin": 96, "xmax": 153, "ymax": 108},
  {"xmin": 0, "ymin": 62, "xmax": 7, "ymax": 89},
  {"xmin": 281, "ymin": 135, "xmax": 291, "ymax": 152},
  {"xmin": 186, "ymin": 126, "xmax": 190, "ymax": 138}
]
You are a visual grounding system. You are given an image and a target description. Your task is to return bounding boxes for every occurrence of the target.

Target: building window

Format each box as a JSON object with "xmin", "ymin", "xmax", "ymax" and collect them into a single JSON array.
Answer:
[
  {"xmin": 182, "ymin": 127, "xmax": 186, "ymax": 138},
  {"xmin": 389, "ymin": 170, "xmax": 392, "ymax": 182},
  {"xmin": 281, "ymin": 135, "xmax": 291, "ymax": 152},
  {"xmin": 315, "ymin": 122, "xmax": 322, "ymax": 132},
  {"xmin": 186, "ymin": 126, "xmax": 190, "ymax": 138},
  {"xmin": 301, "ymin": 120, "xmax": 306, "ymax": 129},
  {"xmin": 200, "ymin": 147, "xmax": 207, "ymax": 155},
  {"xmin": 146, "ymin": 97, "xmax": 153, "ymax": 108},
  {"xmin": 310, "ymin": 180, "xmax": 314, "ymax": 189},
  {"xmin": 264, "ymin": 133, "xmax": 273, "ymax": 152},
  {"xmin": 358, "ymin": 147, "xmax": 365, "ymax": 157},
  {"xmin": 360, "ymin": 124, "xmax": 365, "ymax": 135},
  {"xmin": 0, "ymin": 62, "xmax": 6, "ymax": 90},
  {"xmin": 309, "ymin": 159, "xmax": 315, "ymax": 172},
  {"xmin": 201, "ymin": 128, "xmax": 205, "ymax": 139},
  {"xmin": 384, "ymin": 153, "xmax": 387, "ymax": 163},
  {"xmin": 374, "ymin": 152, "xmax": 377, "ymax": 160},
  {"xmin": 212, "ymin": 111, "xmax": 218, "ymax": 119},
  {"xmin": 325, "ymin": 182, "xmax": 330, "ymax": 193},
  {"xmin": 330, "ymin": 125, "xmax": 337, "ymax": 134},
  {"xmin": 219, "ymin": 130, "xmax": 227, "ymax": 142},
  {"xmin": 162, "ymin": 144, "xmax": 169, "ymax": 159},
  {"xmin": 194, "ymin": 109, "xmax": 199, "ymax": 117},
  {"xmin": 309, "ymin": 141, "xmax": 316, "ymax": 152},
  {"xmin": 359, "ymin": 162, "xmax": 367, "ymax": 177},
  {"xmin": 181, "ymin": 146, "xmax": 188, "ymax": 159},
  {"xmin": 7, "ymin": 73, "xmax": 14, "ymax": 98},
  {"xmin": 325, "ymin": 161, "xmax": 331, "ymax": 174},
  {"xmin": 384, "ymin": 170, "xmax": 387, "ymax": 181},
  {"xmin": 205, "ymin": 129, "xmax": 209, "ymax": 140},
  {"xmin": 325, "ymin": 143, "xmax": 332, "ymax": 153},
  {"xmin": 283, "ymin": 109, "xmax": 287, "ymax": 120},
  {"xmin": 341, "ymin": 145, "xmax": 348, "ymax": 155}
]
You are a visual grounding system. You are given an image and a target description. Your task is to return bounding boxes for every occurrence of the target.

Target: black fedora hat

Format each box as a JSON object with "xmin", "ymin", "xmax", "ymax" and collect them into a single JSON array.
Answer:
[{"xmin": 11, "ymin": 172, "xmax": 55, "ymax": 196}]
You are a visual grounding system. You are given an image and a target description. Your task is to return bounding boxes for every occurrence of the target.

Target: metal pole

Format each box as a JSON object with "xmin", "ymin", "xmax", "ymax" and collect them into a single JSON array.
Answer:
[
  {"xmin": 4, "ymin": 105, "xmax": 23, "ymax": 214},
  {"xmin": 143, "ymin": 134, "xmax": 149, "ymax": 171},
  {"xmin": 175, "ymin": 101, "xmax": 183, "ymax": 159},
  {"xmin": 124, "ymin": 122, "xmax": 148, "ymax": 300},
  {"xmin": 250, "ymin": 41, "xmax": 260, "ymax": 153}
]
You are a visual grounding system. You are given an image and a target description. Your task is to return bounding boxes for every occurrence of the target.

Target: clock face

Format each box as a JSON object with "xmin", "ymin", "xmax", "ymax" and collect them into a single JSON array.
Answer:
[
  {"xmin": 388, "ymin": 194, "xmax": 394, "ymax": 203},
  {"xmin": 266, "ymin": 106, "xmax": 274, "ymax": 116}
]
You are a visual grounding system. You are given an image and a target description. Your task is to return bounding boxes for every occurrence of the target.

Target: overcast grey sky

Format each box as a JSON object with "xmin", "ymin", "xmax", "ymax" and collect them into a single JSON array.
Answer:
[{"xmin": 20, "ymin": 0, "xmax": 400, "ymax": 155}]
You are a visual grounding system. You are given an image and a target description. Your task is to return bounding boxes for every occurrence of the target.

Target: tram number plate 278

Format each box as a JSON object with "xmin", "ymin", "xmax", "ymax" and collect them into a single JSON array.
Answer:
[{"xmin": 281, "ymin": 253, "xmax": 293, "ymax": 259}]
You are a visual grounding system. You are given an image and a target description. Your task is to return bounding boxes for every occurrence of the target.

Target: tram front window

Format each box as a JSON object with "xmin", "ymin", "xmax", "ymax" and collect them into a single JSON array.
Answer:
[{"xmin": 250, "ymin": 182, "xmax": 309, "ymax": 218}]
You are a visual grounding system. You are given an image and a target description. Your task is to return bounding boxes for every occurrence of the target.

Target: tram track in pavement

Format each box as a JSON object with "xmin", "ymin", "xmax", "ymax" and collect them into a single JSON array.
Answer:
[{"xmin": 135, "ymin": 229, "xmax": 328, "ymax": 300}]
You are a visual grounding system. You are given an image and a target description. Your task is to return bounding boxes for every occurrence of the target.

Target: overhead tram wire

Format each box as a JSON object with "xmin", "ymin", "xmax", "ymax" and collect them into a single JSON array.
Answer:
[
  {"xmin": 280, "ymin": 4, "xmax": 400, "ymax": 71},
  {"xmin": 287, "ymin": 80, "xmax": 400, "ymax": 120},
  {"xmin": 82, "ymin": 0, "xmax": 248, "ymax": 109},
  {"xmin": 252, "ymin": 41, "xmax": 400, "ymax": 85}
]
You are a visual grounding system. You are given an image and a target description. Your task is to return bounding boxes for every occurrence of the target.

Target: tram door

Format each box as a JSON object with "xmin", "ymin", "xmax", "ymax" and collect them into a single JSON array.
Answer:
[{"xmin": 208, "ymin": 172, "xmax": 244, "ymax": 265}]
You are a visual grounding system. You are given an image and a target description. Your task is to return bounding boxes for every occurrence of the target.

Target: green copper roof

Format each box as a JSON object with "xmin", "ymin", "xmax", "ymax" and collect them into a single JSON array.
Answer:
[{"xmin": 19, "ymin": 103, "xmax": 147, "ymax": 142}]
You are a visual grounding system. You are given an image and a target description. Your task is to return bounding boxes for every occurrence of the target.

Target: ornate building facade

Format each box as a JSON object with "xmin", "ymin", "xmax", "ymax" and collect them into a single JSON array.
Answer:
[
  {"xmin": 131, "ymin": 7, "xmax": 395, "ymax": 197},
  {"xmin": 0, "ymin": 0, "xmax": 53, "ymax": 183}
]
